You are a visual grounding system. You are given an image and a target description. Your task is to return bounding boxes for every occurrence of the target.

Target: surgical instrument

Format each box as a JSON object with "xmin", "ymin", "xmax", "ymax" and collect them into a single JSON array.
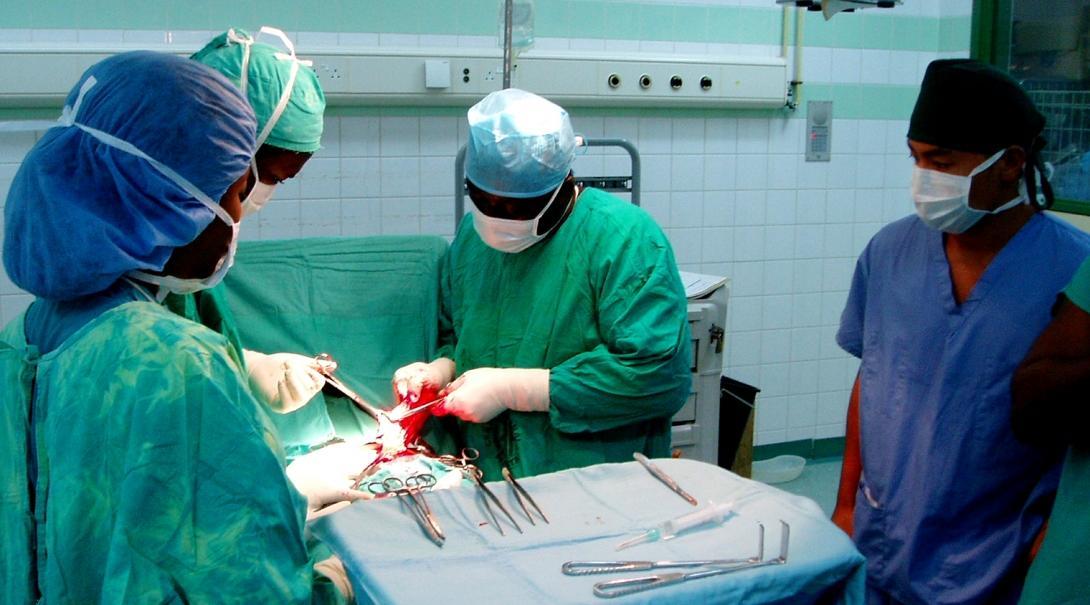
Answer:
[
  {"xmin": 366, "ymin": 473, "xmax": 438, "ymax": 496},
  {"xmin": 632, "ymin": 452, "xmax": 698, "ymax": 506},
  {"xmin": 437, "ymin": 449, "xmax": 522, "ymax": 535},
  {"xmin": 387, "ymin": 396, "xmax": 445, "ymax": 422},
  {"xmin": 314, "ymin": 353, "xmax": 392, "ymax": 423},
  {"xmin": 589, "ymin": 521, "xmax": 791, "ymax": 599},
  {"xmin": 472, "ymin": 466, "xmax": 523, "ymax": 535},
  {"xmin": 615, "ymin": 500, "xmax": 734, "ymax": 550},
  {"xmin": 502, "ymin": 467, "xmax": 549, "ymax": 525},
  {"xmin": 396, "ymin": 486, "xmax": 445, "ymax": 547},
  {"xmin": 562, "ymin": 553, "xmax": 759, "ymax": 576}
]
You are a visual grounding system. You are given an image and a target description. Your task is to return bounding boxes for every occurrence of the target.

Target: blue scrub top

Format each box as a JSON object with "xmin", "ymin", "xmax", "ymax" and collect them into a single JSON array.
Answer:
[{"xmin": 837, "ymin": 213, "xmax": 1090, "ymax": 605}]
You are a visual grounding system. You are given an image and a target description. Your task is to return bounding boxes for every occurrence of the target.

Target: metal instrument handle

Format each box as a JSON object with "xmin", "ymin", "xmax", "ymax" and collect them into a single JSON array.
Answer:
[
  {"xmin": 562, "ymin": 561, "xmax": 655, "ymax": 576},
  {"xmin": 592, "ymin": 573, "xmax": 685, "ymax": 598}
]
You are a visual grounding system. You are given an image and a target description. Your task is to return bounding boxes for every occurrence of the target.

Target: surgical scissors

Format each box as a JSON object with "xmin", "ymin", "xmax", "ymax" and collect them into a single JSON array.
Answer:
[
  {"xmin": 313, "ymin": 353, "xmax": 394, "ymax": 423},
  {"xmin": 365, "ymin": 473, "xmax": 437, "ymax": 496},
  {"xmin": 502, "ymin": 467, "xmax": 549, "ymax": 525}
]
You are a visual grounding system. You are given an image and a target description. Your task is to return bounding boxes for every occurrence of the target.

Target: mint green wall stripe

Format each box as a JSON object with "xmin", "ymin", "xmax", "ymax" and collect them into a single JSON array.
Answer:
[
  {"xmin": 939, "ymin": 15, "xmax": 972, "ymax": 52},
  {"xmin": 3, "ymin": 3, "xmax": 969, "ymax": 55}
]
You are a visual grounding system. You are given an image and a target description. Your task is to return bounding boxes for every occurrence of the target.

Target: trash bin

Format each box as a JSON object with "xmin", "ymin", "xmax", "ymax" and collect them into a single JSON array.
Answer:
[{"xmin": 719, "ymin": 375, "xmax": 759, "ymax": 477}]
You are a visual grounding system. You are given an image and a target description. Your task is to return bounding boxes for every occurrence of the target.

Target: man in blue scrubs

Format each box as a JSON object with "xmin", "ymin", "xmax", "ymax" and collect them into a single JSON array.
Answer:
[{"xmin": 832, "ymin": 59, "xmax": 1090, "ymax": 604}]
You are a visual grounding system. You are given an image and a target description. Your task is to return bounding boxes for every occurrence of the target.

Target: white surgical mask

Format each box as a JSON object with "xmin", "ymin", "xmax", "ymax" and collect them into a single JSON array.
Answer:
[
  {"xmin": 129, "ymin": 219, "xmax": 240, "ymax": 302},
  {"xmin": 472, "ymin": 181, "xmax": 567, "ymax": 253},
  {"xmin": 241, "ymin": 163, "xmax": 276, "ymax": 216},
  {"xmin": 912, "ymin": 148, "xmax": 1026, "ymax": 234}
]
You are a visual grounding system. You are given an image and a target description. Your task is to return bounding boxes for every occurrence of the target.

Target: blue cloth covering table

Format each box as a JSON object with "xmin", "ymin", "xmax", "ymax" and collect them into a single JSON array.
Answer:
[{"xmin": 312, "ymin": 458, "xmax": 865, "ymax": 604}]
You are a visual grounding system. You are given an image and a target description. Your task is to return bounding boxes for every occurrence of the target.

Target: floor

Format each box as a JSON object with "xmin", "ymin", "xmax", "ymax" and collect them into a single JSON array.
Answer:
[{"xmin": 761, "ymin": 457, "xmax": 843, "ymax": 517}]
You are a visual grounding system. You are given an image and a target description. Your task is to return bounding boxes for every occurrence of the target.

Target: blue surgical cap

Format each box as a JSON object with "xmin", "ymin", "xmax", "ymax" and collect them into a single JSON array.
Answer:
[
  {"xmin": 4, "ymin": 51, "xmax": 256, "ymax": 301},
  {"xmin": 466, "ymin": 88, "xmax": 576, "ymax": 199}
]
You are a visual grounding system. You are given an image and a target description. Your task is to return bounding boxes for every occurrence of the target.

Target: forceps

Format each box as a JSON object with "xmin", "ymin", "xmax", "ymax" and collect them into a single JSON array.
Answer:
[
  {"xmin": 569, "ymin": 521, "xmax": 790, "ymax": 599},
  {"xmin": 385, "ymin": 481, "xmax": 445, "ymax": 547},
  {"xmin": 502, "ymin": 467, "xmax": 549, "ymax": 525},
  {"xmin": 365, "ymin": 473, "xmax": 437, "ymax": 495},
  {"xmin": 438, "ymin": 449, "xmax": 522, "ymax": 535}
]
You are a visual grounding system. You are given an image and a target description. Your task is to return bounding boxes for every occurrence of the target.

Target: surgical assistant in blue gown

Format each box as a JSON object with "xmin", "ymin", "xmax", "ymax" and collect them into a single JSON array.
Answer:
[{"xmin": 838, "ymin": 212, "xmax": 1090, "ymax": 604}]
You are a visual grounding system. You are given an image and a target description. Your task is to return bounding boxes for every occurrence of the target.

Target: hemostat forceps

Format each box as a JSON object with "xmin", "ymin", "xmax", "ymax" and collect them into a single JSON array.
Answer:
[
  {"xmin": 571, "ymin": 521, "xmax": 790, "ymax": 599},
  {"xmin": 389, "ymin": 483, "xmax": 445, "ymax": 547},
  {"xmin": 502, "ymin": 467, "xmax": 549, "ymax": 525},
  {"xmin": 437, "ymin": 449, "xmax": 522, "ymax": 535}
]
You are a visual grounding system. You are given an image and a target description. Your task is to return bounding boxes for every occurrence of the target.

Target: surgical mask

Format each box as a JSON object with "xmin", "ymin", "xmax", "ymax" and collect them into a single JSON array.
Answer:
[
  {"xmin": 129, "ymin": 218, "xmax": 240, "ymax": 302},
  {"xmin": 912, "ymin": 148, "xmax": 1026, "ymax": 234},
  {"xmin": 472, "ymin": 181, "xmax": 567, "ymax": 253},
  {"xmin": 241, "ymin": 163, "xmax": 276, "ymax": 216}
]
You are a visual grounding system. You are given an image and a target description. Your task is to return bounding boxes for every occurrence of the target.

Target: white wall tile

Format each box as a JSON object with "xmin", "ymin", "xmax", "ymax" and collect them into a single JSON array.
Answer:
[
  {"xmin": 825, "ymin": 189, "xmax": 856, "ymax": 222},
  {"xmin": 705, "ymin": 118, "xmax": 737, "ymax": 154},
  {"xmin": 832, "ymin": 119, "xmax": 859, "ymax": 156},
  {"xmin": 794, "ymin": 224, "xmax": 824, "ymax": 259},
  {"xmin": 761, "ymin": 363, "xmax": 792, "ymax": 399},
  {"xmin": 671, "ymin": 155, "xmax": 705, "ymax": 191},
  {"xmin": 419, "ymin": 116, "xmax": 460, "ymax": 157},
  {"xmin": 728, "ymin": 330, "xmax": 762, "ymax": 367},
  {"xmin": 768, "ymin": 155, "xmax": 798, "ymax": 189},
  {"xmin": 298, "ymin": 157, "xmax": 340, "ymax": 199},
  {"xmin": 668, "ymin": 228, "xmax": 702, "ymax": 265},
  {"xmin": 831, "ymin": 48, "xmax": 862, "ymax": 84},
  {"xmin": 670, "ymin": 191, "xmax": 704, "ymax": 228},
  {"xmin": 703, "ymin": 191, "xmax": 735, "ymax": 226},
  {"xmin": 761, "ymin": 328, "xmax": 792, "ymax": 364},
  {"xmin": 860, "ymin": 49, "xmax": 891, "ymax": 84},
  {"xmin": 792, "ymin": 292, "xmax": 823, "ymax": 327},
  {"xmin": 736, "ymin": 119, "xmax": 770, "ymax": 154},
  {"xmin": 639, "ymin": 118, "xmax": 672, "ymax": 154},
  {"xmin": 641, "ymin": 154, "xmax": 672, "ymax": 192},
  {"xmin": 733, "ymin": 226, "xmax": 765, "ymax": 262},
  {"xmin": 704, "ymin": 155, "xmax": 737, "ymax": 191},
  {"xmin": 671, "ymin": 118, "xmax": 705, "ymax": 154},
  {"xmin": 702, "ymin": 227, "xmax": 733, "ymax": 263},
  {"xmin": 730, "ymin": 296, "xmax": 762, "ymax": 333},
  {"xmin": 730, "ymin": 261, "xmax": 764, "ymax": 298},
  {"xmin": 796, "ymin": 189, "xmax": 826, "ymax": 224},
  {"xmin": 380, "ymin": 117, "xmax": 420, "ymax": 157},
  {"xmin": 734, "ymin": 190, "xmax": 766, "ymax": 226},
  {"xmin": 735, "ymin": 154, "xmax": 769, "ymax": 190},
  {"xmin": 763, "ymin": 226, "xmax": 794, "ymax": 261},
  {"xmin": 793, "ymin": 259, "xmax": 825, "ymax": 294},
  {"xmin": 789, "ymin": 359, "xmax": 820, "ymax": 395},
  {"xmin": 380, "ymin": 157, "xmax": 420, "ymax": 197},
  {"xmin": 762, "ymin": 259, "xmax": 794, "ymax": 295},
  {"xmin": 756, "ymin": 396, "xmax": 788, "ymax": 433},
  {"xmin": 340, "ymin": 157, "xmax": 381, "ymax": 197}
]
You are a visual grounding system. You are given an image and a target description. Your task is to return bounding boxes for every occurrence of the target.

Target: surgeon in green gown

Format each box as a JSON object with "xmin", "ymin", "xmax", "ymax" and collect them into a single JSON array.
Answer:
[
  {"xmin": 394, "ymin": 89, "xmax": 692, "ymax": 480},
  {"xmin": 165, "ymin": 27, "xmax": 330, "ymax": 416},
  {"xmin": 0, "ymin": 52, "xmax": 350, "ymax": 603}
]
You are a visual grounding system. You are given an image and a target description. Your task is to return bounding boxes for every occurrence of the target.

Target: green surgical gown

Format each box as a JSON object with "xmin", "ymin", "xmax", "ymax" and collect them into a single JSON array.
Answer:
[
  {"xmin": 438, "ymin": 187, "xmax": 692, "ymax": 480},
  {"xmin": 0, "ymin": 300, "xmax": 342, "ymax": 604}
]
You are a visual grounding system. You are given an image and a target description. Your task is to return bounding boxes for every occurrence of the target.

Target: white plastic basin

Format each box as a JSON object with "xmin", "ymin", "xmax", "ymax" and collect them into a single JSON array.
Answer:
[{"xmin": 752, "ymin": 454, "xmax": 806, "ymax": 484}]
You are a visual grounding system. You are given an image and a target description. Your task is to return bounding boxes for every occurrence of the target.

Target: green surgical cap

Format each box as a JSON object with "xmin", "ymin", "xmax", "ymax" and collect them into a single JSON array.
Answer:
[
  {"xmin": 192, "ymin": 28, "xmax": 325, "ymax": 153},
  {"xmin": 908, "ymin": 59, "xmax": 1044, "ymax": 154}
]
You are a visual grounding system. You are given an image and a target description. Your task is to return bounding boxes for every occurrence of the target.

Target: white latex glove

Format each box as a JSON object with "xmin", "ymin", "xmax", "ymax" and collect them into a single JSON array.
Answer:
[
  {"xmin": 314, "ymin": 555, "xmax": 354, "ymax": 601},
  {"xmin": 285, "ymin": 442, "xmax": 373, "ymax": 519},
  {"xmin": 437, "ymin": 367, "xmax": 550, "ymax": 423},
  {"xmin": 392, "ymin": 357, "xmax": 455, "ymax": 401},
  {"xmin": 243, "ymin": 350, "xmax": 325, "ymax": 413}
]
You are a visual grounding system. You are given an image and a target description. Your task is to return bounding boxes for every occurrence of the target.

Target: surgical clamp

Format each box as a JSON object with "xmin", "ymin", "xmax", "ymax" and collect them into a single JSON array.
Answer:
[
  {"xmin": 391, "ymin": 484, "xmax": 445, "ymax": 547},
  {"xmin": 576, "ymin": 521, "xmax": 790, "ymax": 599},
  {"xmin": 437, "ymin": 449, "xmax": 522, "ymax": 535},
  {"xmin": 502, "ymin": 467, "xmax": 549, "ymax": 525}
]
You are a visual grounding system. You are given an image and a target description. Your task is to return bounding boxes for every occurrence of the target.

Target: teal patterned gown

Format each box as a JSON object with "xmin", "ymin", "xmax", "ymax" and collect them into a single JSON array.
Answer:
[{"xmin": 0, "ymin": 294, "xmax": 343, "ymax": 604}]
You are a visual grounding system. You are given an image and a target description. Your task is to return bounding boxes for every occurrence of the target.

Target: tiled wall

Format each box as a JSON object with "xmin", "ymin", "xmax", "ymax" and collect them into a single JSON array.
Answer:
[{"xmin": 0, "ymin": 0, "xmax": 973, "ymax": 446}]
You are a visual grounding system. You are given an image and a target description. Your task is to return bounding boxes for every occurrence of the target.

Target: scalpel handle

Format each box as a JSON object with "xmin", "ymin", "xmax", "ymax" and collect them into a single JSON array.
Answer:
[{"xmin": 633, "ymin": 453, "xmax": 698, "ymax": 506}]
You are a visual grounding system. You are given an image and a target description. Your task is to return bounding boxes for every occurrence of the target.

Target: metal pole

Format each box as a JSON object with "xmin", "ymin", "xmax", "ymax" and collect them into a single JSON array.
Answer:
[{"xmin": 502, "ymin": 0, "xmax": 513, "ymax": 88}]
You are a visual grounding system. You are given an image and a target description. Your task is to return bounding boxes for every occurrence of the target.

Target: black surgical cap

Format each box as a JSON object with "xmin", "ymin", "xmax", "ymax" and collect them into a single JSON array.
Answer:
[{"xmin": 908, "ymin": 59, "xmax": 1045, "ymax": 154}]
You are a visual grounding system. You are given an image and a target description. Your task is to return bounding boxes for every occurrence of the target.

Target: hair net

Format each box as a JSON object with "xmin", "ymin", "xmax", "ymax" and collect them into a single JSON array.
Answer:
[
  {"xmin": 3, "ymin": 51, "xmax": 257, "ymax": 301},
  {"xmin": 192, "ymin": 28, "xmax": 325, "ymax": 153},
  {"xmin": 908, "ymin": 59, "xmax": 1045, "ymax": 155},
  {"xmin": 466, "ymin": 88, "xmax": 576, "ymax": 199}
]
